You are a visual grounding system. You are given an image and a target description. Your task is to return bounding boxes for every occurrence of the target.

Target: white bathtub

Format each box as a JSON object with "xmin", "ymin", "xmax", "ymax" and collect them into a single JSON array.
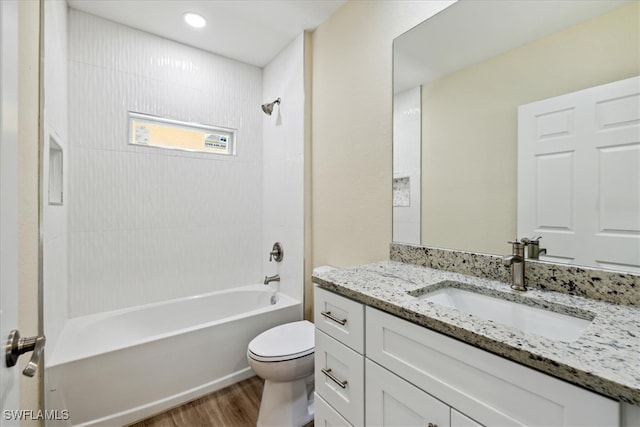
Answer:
[{"xmin": 45, "ymin": 285, "xmax": 301, "ymax": 426}]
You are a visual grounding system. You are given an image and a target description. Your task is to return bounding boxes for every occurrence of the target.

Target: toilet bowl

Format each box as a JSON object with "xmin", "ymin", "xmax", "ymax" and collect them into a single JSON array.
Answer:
[{"xmin": 247, "ymin": 320, "xmax": 315, "ymax": 427}]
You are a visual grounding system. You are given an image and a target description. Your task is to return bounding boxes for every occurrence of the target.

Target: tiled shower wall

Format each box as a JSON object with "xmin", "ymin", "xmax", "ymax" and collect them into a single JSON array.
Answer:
[
  {"xmin": 67, "ymin": 10, "xmax": 263, "ymax": 317},
  {"xmin": 262, "ymin": 34, "xmax": 305, "ymax": 307},
  {"xmin": 43, "ymin": 0, "xmax": 68, "ymax": 353}
]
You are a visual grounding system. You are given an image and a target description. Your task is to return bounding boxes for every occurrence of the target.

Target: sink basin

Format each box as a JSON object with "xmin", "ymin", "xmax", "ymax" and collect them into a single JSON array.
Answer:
[{"xmin": 414, "ymin": 284, "xmax": 593, "ymax": 342}]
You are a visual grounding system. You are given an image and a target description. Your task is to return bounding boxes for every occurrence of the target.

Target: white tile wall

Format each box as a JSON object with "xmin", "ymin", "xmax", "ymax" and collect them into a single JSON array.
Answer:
[
  {"xmin": 67, "ymin": 10, "xmax": 263, "ymax": 317},
  {"xmin": 262, "ymin": 34, "xmax": 305, "ymax": 306},
  {"xmin": 43, "ymin": 0, "xmax": 68, "ymax": 354}
]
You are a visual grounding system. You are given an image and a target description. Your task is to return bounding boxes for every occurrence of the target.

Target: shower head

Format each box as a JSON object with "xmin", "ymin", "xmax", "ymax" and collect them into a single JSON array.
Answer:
[{"xmin": 261, "ymin": 98, "xmax": 281, "ymax": 115}]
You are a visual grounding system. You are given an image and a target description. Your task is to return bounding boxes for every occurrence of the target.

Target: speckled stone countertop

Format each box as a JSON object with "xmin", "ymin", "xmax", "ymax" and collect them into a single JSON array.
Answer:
[{"xmin": 312, "ymin": 261, "xmax": 640, "ymax": 405}]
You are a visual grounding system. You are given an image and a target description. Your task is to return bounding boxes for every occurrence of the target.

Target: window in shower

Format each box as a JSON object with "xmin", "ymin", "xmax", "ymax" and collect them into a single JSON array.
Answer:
[{"xmin": 128, "ymin": 112, "xmax": 237, "ymax": 156}]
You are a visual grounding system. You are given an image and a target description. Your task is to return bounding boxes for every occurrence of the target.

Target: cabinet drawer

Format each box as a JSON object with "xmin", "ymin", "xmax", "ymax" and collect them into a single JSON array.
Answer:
[
  {"xmin": 366, "ymin": 359, "xmax": 449, "ymax": 427},
  {"xmin": 315, "ymin": 330, "xmax": 364, "ymax": 426},
  {"xmin": 366, "ymin": 307, "xmax": 619, "ymax": 427},
  {"xmin": 314, "ymin": 286, "xmax": 364, "ymax": 353},
  {"xmin": 314, "ymin": 393, "xmax": 353, "ymax": 427}
]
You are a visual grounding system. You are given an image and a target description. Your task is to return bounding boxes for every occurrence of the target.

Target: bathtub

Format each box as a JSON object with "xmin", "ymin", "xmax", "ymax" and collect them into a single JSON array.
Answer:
[{"xmin": 45, "ymin": 285, "xmax": 301, "ymax": 426}]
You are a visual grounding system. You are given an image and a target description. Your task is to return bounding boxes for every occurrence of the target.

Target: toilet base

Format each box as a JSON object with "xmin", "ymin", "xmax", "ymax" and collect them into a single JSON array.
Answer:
[{"xmin": 257, "ymin": 377, "xmax": 314, "ymax": 427}]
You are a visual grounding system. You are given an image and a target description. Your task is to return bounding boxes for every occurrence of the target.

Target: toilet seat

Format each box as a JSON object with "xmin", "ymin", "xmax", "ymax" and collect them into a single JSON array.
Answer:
[{"xmin": 248, "ymin": 320, "xmax": 314, "ymax": 362}]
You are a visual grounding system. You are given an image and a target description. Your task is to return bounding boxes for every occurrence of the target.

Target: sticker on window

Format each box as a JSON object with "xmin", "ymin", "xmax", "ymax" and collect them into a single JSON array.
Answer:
[
  {"xmin": 128, "ymin": 112, "xmax": 236, "ymax": 156},
  {"xmin": 205, "ymin": 134, "xmax": 229, "ymax": 150}
]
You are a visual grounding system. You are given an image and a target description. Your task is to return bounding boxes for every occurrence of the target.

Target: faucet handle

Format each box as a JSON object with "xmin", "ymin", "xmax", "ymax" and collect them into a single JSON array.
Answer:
[
  {"xmin": 269, "ymin": 242, "xmax": 284, "ymax": 262},
  {"xmin": 521, "ymin": 236, "xmax": 541, "ymax": 245},
  {"xmin": 507, "ymin": 240, "xmax": 525, "ymax": 257}
]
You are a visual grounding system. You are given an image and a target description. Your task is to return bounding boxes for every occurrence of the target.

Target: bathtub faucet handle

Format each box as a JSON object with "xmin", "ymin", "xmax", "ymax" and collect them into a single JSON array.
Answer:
[{"xmin": 269, "ymin": 242, "xmax": 284, "ymax": 262}]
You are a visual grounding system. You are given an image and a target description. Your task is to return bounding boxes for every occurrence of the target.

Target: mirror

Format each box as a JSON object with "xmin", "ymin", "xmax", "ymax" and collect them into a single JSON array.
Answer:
[{"xmin": 392, "ymin": 0, "xmax": 639, "ymax": 273}]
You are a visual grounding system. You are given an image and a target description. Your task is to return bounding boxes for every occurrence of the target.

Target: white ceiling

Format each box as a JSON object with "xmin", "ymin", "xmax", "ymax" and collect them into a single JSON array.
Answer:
[{"xmin": 67, "ymin": 0, "xmax": 346, "ymax": 68}]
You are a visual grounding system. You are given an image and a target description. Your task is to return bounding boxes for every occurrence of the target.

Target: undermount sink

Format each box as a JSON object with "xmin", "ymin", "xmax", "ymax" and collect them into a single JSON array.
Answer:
[{"xmin": 411, "ymin": 282, "xmax": 594, "ymax": 342}]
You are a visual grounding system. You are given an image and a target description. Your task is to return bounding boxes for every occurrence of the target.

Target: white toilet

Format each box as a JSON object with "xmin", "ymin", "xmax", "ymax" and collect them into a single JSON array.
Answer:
[{"xmin": 247, "ymin": 320, "xmax": 315, "ymax": 427}]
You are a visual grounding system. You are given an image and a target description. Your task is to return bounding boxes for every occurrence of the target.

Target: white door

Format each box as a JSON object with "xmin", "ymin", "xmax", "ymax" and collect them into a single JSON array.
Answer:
[
  {"xmin": 518, "ymin": 77, "xmax": 640, "ymax": 273},
  {"xmin": 1, "ymin": 0, "xmax": 21, "ymax": 423}
]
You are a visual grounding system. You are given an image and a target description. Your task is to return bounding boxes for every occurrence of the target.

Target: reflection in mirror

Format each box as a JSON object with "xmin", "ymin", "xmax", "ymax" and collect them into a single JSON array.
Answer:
[
  {"xmin": 393, "ymin": 87, "xmax": 421, "ymax": 244},
  {"xmin": 517, "ymin": 77, "xmax": 639, "ymax": 273},
  {"xmin": 392, "ymin": 0, "xmax": 639, "ymax": 272}
]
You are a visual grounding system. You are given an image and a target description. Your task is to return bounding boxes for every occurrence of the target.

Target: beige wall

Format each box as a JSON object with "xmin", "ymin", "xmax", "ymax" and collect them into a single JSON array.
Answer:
[
  {"xmin": 310, "ymin": 0, "xmax": 454, "ymax": 271},
  {"xmin": 18, "ymin": 0, "xmax": 42, "ymax": 422},
  {"xmin": 421, "ymin": 2, "xmax": 640, "ymax": 255}
]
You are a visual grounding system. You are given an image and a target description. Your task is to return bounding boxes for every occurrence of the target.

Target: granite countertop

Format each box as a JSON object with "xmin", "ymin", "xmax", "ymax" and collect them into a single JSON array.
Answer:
[{"xmin": 312, "ymin": 261, "xmax": 640, "ymax": 405}]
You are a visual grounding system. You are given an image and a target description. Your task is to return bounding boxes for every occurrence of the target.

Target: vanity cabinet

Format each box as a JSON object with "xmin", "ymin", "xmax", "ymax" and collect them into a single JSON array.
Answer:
[
  {"xmin": 313, "ymin": 286, "xmax": 621, "ymax": 426},
  {"xmin": 366, "ymin": 306, "xmax": 619, "ymax": 426}
]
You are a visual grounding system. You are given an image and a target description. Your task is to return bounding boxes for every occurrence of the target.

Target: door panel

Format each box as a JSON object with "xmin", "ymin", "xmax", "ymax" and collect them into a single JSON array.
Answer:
[{"xmin": 0, "ymin": 0, "xmax": 21, "ymax": 423}]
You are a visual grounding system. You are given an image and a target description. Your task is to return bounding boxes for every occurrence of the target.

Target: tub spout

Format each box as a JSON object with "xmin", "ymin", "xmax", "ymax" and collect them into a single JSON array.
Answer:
[{"xmin": 264, "ymin": 274, "xmax": 280, "ymax": 285}]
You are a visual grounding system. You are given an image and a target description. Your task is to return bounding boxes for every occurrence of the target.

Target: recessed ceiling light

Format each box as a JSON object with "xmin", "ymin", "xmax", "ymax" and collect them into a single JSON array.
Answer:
[{"xmin": 183, "ymin": 12, "xmax": 206, "ymax": 29}]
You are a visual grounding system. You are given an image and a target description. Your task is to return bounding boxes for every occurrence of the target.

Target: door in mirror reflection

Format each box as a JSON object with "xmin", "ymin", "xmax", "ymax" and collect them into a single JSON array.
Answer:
[{"xmin": 518, "ymin": 77, "xmax": 640, "ymax": 273}]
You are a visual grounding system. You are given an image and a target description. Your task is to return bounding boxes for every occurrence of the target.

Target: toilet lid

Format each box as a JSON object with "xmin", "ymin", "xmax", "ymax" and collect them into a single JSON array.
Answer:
[{"xmin": 248, "ymin": 320, "xmax": 314, "ymax": 362}]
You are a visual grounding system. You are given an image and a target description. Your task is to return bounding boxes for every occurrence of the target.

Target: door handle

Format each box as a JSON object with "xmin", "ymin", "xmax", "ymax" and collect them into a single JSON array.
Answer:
[{"xmin": 5, "ymin": 330, "xmax": 46, "ymax": 377}]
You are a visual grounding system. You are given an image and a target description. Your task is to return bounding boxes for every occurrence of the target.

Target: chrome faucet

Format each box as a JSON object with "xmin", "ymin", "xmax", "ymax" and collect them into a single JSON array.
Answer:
[
  {"xmin": 502, "ymin": 240, "xmax": 526, "ymax": 291},
  {"xmin": 264, "ymin": 274, "xmax": 280, "ymax": 285}
]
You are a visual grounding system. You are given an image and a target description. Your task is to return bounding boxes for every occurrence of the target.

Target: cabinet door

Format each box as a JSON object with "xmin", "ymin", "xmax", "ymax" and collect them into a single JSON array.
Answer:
[
  {"xmin": 451, "ymin": 409, "xmax": 483, "ymax": 427},
  {"xmin": 366, "ymin": 359, "xmax": 449, "ymax": 427},
  {"xmin": 315, "ymin": 330, "xmax": 364, "ymax": 426}
]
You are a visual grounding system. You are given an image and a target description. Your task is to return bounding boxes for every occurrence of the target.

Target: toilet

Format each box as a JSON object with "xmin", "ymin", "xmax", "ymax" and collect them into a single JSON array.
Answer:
[{"xmin": 247, "ymin": 320, "xmax": 315, "ymax": 427}]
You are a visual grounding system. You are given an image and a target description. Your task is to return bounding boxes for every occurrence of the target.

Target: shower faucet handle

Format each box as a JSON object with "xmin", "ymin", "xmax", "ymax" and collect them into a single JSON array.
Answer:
[{"xmin": 269, "ymin": 242, "xmax": 284, "ymax": 262}]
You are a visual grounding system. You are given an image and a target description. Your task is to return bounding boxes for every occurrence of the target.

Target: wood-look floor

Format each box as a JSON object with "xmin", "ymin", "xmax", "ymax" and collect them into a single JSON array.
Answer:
[{"xmin": 129, "ymin": 376, "xmax": 313, "ymax": 427}]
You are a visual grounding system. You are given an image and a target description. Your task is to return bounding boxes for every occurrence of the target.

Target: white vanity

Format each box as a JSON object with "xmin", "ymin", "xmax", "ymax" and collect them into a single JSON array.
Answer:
[{"xmin": 312, "ymin": 259, "xmax": 640, "ymax": 427}]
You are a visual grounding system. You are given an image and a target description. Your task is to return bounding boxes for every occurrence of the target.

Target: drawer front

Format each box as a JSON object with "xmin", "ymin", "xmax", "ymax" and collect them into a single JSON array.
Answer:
[
  {"xmin": 315, "ymin": 330, "xmax": 364, "ymax": 426},
  {"xmin": 366, "ymin": 359, "xmax": 450, "ymax": 427},
  {"xmin": 314, "ymin": 286, "xmax": 364, "ymax": 353},
  {"xmin": 366, "ymin": 307, "xmax": 619, "ymax": 427},
  {"xmin": 314, "ymin": 393, "xmax": 353, "ymax": 427}
]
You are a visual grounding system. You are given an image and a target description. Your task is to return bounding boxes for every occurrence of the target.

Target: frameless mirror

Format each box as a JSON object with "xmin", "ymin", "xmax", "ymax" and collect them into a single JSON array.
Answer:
[{"xmin": 392, "ymin": 0, "xmax": 640, "ymax": 273}]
